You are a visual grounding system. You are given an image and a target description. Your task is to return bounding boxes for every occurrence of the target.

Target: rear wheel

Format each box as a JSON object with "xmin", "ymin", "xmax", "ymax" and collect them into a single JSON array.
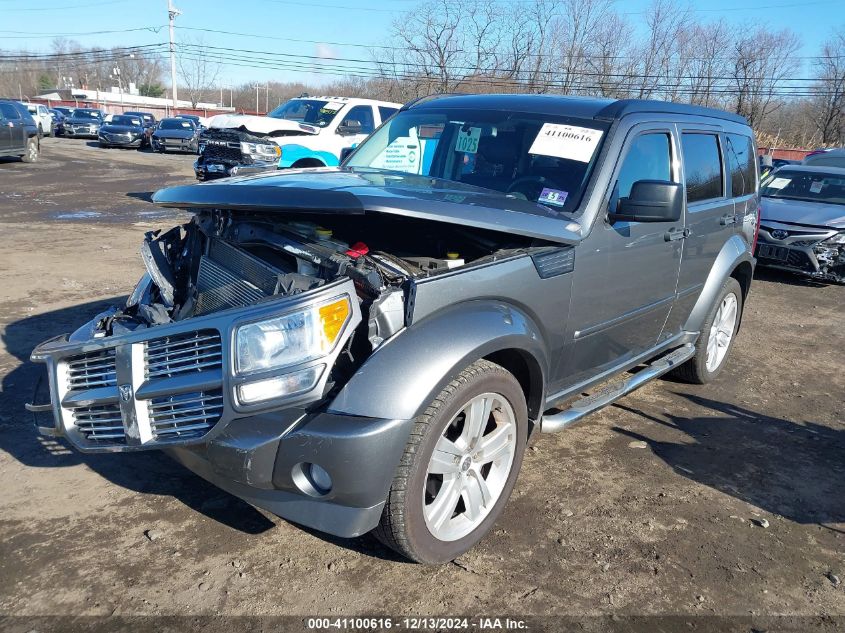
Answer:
[
  {"xmin": 21, "ymin": 137, "xmax": 39, "ymax": 163},
  {"xmin": 375, "ymin": 360, "xmax": 527, "ymax": 564},
  {"xmin": 673, "ymin": 277, "xmax": 742, "ymax": 384}
]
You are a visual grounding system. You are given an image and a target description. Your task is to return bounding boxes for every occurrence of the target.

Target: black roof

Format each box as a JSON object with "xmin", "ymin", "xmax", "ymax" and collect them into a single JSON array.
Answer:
[{"xmin": 406, "ymin": 93, "xmax": 748, "ymax": 125}]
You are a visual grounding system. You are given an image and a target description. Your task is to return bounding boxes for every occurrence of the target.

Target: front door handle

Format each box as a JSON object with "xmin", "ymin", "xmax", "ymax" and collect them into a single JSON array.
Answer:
[
  {"xmin": 664, "ymin": 227, "xmax": 687, "ymax": 241},
  {"xmin": 720, "ymin": 213, "xmax": 738, "ymax": 226}
]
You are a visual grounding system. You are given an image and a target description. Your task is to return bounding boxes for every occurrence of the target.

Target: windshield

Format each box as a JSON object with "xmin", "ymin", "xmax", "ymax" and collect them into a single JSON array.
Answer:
[
  {"xmin": 761, "ymin": 170, "xmax": 845, "ymax": 205},
  {"xmin": 346, "ymin": 108, "xmax": 608, "ymax": 213},
  {"xmin": 111, "ymin": 116, "xmax": 141, "ymax": 126},
  {"xmin": 160, "ymin": 119, "xmax": 194, "ymax": 130},
  {"xmin": 267, "ymin": 99, "xmax": 340, "ymax": 128},
  {"xmin": 74, "ymin": 110, "xmax": 101, "ymax": 120}
]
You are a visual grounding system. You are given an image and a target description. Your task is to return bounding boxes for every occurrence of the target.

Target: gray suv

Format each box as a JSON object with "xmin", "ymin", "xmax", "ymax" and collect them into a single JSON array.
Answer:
[{"xmin": 29, "ymin": 95, "xmax": 759, "ymax": 564}]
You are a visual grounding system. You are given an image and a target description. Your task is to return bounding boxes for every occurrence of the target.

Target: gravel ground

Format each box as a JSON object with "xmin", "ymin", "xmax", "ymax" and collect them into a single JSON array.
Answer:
[{"xmin": 0, "ymin": 138, "xmax": 843, "ymax": 630}]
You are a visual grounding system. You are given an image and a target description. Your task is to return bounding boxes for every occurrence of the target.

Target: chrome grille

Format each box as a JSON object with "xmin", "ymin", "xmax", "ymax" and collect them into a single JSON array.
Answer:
[
  {"xmin": 149, "ymin": 390, "xmax": 223, "ymax": 438},
  {"xmin": 66, "ymin": 348, "xmax": 117, "ymax": 390},
  {"xmin": 145, "ymin": 330, "xmax": 222, "ymax": 379},
  {"xmin": 73, "ymin": 403, "xmax": 125, "ymax": 442}
]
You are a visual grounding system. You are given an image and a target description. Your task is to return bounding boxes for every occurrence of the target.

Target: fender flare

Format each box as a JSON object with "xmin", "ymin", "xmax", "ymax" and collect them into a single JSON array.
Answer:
[
  {"xmin": 328, "ymin": 300, "xmax": 550, "ymax": 422},
  {"xmin": 683, "ymin": 234, "xmax": 754, "ymax": 333}
]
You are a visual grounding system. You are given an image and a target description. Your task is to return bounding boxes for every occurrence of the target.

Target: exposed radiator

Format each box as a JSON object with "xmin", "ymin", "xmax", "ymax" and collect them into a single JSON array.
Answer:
[{"xmin": 195, "ymin": 239, "xmax": 281, "ymax": 315}]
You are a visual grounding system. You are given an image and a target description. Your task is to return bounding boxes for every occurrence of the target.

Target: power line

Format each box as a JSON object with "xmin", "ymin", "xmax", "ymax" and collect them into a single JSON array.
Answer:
[{"xmin": 176, "ymin": 42, "xmax": 831, "ymax": 85}]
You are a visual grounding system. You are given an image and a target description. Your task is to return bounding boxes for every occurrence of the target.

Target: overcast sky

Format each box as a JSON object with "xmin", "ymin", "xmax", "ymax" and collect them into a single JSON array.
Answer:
[{"xmin": 2, "ymin": 0, "xmax": 841, "ymax": 87}]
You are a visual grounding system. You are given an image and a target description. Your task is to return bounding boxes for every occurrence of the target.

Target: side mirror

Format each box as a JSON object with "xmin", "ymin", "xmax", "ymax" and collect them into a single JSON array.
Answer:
[
  {"xmin": 609, "ymin": 180, "xmax": 683, "ymax": 223},
  {"xmin": 339, "ymin": 146, "xmax": 355, "ymax": 163},
  {"xmin": 336, "ymin": 121, "xmax": 362, "ymax": 136}
]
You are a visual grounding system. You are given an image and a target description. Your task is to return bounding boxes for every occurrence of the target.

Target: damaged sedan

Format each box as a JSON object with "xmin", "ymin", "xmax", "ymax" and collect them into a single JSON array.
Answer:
[
  {"xmin": 756, "ymin": 165, "xmax": 845, "ymax": 283},
  {"xmin": 29, "ymin": 94, "xmax": 758, "ymax": 564}
]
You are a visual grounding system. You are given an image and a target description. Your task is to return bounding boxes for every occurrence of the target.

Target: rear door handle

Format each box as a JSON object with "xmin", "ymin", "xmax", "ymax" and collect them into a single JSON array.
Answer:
[{"xmin": 664, "ymin": 227, "xmax": 687, "ymax": 241}]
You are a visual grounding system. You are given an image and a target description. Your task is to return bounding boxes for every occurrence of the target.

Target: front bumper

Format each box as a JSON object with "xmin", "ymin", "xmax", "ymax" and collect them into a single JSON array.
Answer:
[
  {"xmin": 756, "ymin": 225, "xmax": 845, "ymax": 282},
  {"xmin": 25, "ymin": 280, "xmax": 403, "ymax": 537},
  {"xmin": 153, "ymin": 137, "xmax": 198, "ymax": 152},
  {"xmin": 193, "ymin": 157, "xmax": 278, "ymax": 180},
  {"xmin": 99, "ymin": 135, "xmax": 144, "ymax": 147},
  {"xmin": 165, "ymin": 411, "xmax": 411, "ymax": 537},
  {"xmin": 65, "ymin": 127, "xmax": 99, "ymax": 138}
]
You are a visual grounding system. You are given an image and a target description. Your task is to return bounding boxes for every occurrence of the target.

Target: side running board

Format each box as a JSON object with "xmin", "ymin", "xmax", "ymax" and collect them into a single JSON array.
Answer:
[{"xmin": 541, "ymin": 344, "xmax": 695, "ymax": 434}]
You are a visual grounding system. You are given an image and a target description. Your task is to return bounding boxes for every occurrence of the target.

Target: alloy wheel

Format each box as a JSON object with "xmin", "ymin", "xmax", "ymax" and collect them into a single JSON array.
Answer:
[
  {"xmin": 423, "ymin": 392, "xmax": 517, "ymax": 542},
  {"xmin": 706, "ymin": 292, "xmax": 738, "ymax": 372}
]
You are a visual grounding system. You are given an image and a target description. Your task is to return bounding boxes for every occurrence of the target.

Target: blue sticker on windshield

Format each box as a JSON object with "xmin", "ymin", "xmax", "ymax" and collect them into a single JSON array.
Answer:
[{"xmin": 539, "ymin": 188, "xmax": 568, "ymax": 207}]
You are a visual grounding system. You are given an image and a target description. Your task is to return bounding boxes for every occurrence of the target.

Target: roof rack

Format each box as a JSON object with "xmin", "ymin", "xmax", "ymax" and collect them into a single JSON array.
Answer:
[{"xmin": 596, "ymin": 99, "xmax": 747, "ymax": 124}]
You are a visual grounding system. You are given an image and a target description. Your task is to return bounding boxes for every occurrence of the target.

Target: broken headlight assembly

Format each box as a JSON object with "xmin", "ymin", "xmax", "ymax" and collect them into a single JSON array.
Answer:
[
  {"xmin": 240, "ymin": 141, "xmax": 281, "ymax": 159},
  {"xmin": 819, "ymin": 232, "xmax": 845, "ymax": 246},
  {"xmin": 234, "ymin": 295, "xmax": 351, "ymax": 404}
]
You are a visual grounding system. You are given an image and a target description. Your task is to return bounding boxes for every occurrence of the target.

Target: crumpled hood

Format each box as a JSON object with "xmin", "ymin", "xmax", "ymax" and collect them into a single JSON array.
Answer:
[
  {"xmin": 761, "ymin": 196, "xmax": 845, "ymax": 229},
  {"xmin": 206, "ymin": 113, "xmax": 318, "ymax": 136},
  {"xmin": 152, "ymin": 167, "xmax": 581, "ymax": 244}
]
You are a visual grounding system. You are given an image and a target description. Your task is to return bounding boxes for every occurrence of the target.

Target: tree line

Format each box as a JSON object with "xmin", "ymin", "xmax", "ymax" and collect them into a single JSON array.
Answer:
[{"xmin": 1, "ymin": 0, "xmax": 842, "ymax": 148}]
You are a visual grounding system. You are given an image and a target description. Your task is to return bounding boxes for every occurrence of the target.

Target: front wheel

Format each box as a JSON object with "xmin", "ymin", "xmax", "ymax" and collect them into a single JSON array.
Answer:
[
  {"xmin": 375, "ymin": 360, "xmax": 527, "ymax": 564},
  {"xmin": 673, "ymin": 277, "xmax": 743, "ymax": 384}
]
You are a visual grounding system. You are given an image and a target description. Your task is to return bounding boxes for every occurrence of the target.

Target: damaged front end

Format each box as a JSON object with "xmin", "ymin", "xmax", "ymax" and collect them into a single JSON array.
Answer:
[
  {"xmin": 757, "ymin": 224, "xmax": 845, "ymax": 284},
  {"xmin": 28, "ymin": 196, "xmax": 550, "ymax": 535},
  {"xmin": 28, "ymin": 210, "xmax": 388, "ymax": 452}
]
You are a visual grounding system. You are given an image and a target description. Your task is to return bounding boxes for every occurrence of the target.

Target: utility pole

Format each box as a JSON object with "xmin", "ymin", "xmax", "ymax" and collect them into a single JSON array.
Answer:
[{"xmin": 168, "ymin": 0, "xmax": 181, "ymax": 111}]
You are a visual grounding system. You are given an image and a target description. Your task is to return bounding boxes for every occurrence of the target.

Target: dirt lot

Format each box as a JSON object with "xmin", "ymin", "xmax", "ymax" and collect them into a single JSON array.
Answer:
[{"xmin": 0, "ymin": 138, "xmax": 843, "ymax": 628}]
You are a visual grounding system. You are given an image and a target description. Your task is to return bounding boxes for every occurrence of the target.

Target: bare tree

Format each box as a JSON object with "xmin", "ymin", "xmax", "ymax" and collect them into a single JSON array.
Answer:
[
  {"xmin": 177, "ymin": 37, "xmax": 223, "ymax": 107},
  {"xmin": 811, "ymin": 27, "xmax": 845, "ymax": 144},
  {"xmin": 730, "ymin": 26, "xmax": 801, "ymax": 128},
  {"xmin": 634, "ymin": 0, "xmax": 692, "ymax": 99}
]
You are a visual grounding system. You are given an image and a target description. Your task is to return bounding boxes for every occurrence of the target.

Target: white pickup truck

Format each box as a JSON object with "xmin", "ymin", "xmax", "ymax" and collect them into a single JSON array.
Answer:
[{"xmin": 194, "ymin": 96, "xmax": 402, "ymax": 180}]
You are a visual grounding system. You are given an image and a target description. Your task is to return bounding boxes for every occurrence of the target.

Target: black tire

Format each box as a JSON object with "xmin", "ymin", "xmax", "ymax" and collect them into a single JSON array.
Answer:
[
  {"xmin": 672, "ymin": 277, "xmax": 743, "ymax": 384},
  {"xmin": 374, "ymin": 359, "xmax": 527, "ymax": 564},
  {"xmin": 20, "ymin": 137, "xmax": 39, "ymax": 163}
]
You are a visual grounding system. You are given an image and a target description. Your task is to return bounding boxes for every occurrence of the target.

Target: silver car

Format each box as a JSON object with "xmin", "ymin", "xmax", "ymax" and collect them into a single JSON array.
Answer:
[{"xmin": 757, "ymin": 165, "xmax": 845, "ymax": 283}]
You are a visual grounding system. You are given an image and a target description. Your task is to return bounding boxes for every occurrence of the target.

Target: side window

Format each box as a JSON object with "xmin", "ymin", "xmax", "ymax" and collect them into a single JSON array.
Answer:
[
  {"xmin": 341, "ymin": 106, "xmax": 375, "ymax": 134},
  {"xmin": 378, "ymin": 106, "xmax": 399, "ymax": 123},
  {"xmin": 682, "ymin": 133, "xmax": 723, "ymax": 203},
  {"xmin": 616, "ymin": 132, "xmax": 672, "ymax": 200},
  {"xmin": 727, "ymin": 134, "xmax": 756, "ymax": 197},
  {"xmin": 0, "ymin": 103, "xmax": 20, "ymax": 120}
]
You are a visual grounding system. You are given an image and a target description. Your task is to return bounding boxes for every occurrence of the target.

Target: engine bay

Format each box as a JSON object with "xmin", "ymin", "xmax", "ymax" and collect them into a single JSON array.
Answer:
[{"xmin": 99, "ymin": 209, "xmax": 538, "ymax": 346}]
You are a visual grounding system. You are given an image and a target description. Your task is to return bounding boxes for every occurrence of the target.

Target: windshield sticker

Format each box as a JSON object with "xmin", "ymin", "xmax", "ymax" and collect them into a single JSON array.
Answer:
[
  {"xmin": 529, "ymin": 123, "xmax": 603, "ymax": 163},
  {"xmin": 767, "ymin": 177, "xmax": 790, "ymax": 189},
  {"xmin": 455, "ymin": 127, "xmax": 481, "ymax": 154},
  {"xmin": 320, "ymin": 100, "xmax": 344, "ymax": 114},
  {"xmin": 371, "ymin": 136, "xmax": 421, "ymax": 173},
  {"xmin": 809, "ymin": 180, "xmax": 824, "ymax": 194},
  {"xmin": 538, "ymin": 188, "xmax": 569, "ymax": 207}
]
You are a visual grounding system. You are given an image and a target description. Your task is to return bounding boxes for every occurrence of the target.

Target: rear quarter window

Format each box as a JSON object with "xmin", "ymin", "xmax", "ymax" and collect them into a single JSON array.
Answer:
[
  {"xmin": 727, "ymin": 134, "xmax": 756, "ymax": 197},
  {"xmin": 682, "ymin": 133, "xmax": 724, "ymax": 203}
]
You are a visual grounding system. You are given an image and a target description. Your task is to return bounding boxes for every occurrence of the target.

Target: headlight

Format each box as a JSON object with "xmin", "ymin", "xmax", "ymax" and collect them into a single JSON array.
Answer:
[
  {"xmin": 235, "ymin": 296, "xmax": 351, "ymax": 375},
  {"xmin": 240, "ymin": 141, "xmax": 281, "ymax": 158},
  {"xmin": 820, "ymin": 232, "xmax": 845, "ymax": 246}
]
